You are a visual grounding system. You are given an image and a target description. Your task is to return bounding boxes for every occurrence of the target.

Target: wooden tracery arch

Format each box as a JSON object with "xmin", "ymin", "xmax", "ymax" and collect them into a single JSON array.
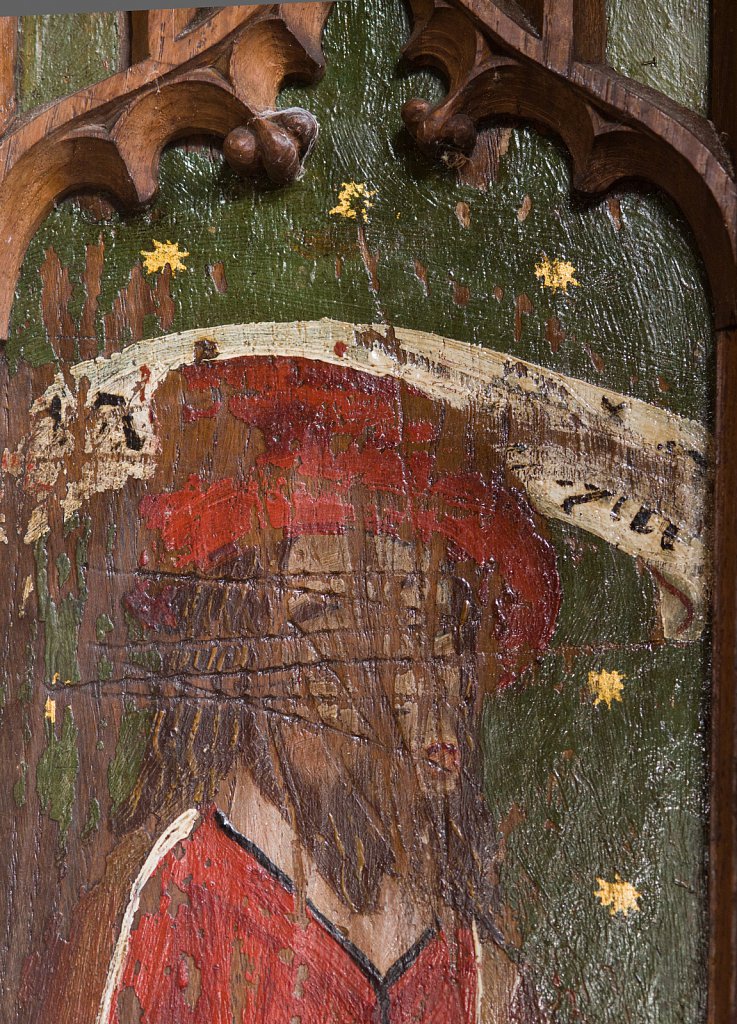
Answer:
[
  {"xmin": 0, "ymin": 4, "xmax": 733, "ymax": 1021},
  {"xmin": 0, "ymin": 5, "xmax": 333, "ymax": 340}
]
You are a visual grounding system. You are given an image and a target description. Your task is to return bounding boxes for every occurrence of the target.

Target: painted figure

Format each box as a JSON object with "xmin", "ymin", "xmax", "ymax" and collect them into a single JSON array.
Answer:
[
  {"xmin": 95, "ymin": 352, "xmax": 559, "ymax": 1022},
  {"xmin": 21, "ymin": 337, "xmax": 558, "ymax": 1021},
  {"xmin": 8, "ymin": 321, "xmax": 707, "ymax": 1023}
]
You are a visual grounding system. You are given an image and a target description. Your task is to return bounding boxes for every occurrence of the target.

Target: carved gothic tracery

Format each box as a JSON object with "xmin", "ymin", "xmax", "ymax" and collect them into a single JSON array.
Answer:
[
  {"xmin": 400, "ymin": 0, "xmax": 737, "ymax": 329},
  {"xmin": 0, "ymin": 5, "xmax": 331, "ymax": 338},
  {"xmin": 0, "ymin": 2, "xmax": 734, "ymax": 336}
]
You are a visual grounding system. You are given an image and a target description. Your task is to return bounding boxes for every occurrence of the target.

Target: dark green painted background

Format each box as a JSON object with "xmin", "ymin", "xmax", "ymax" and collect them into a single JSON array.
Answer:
[
  {"xmin": 5, "ymin": 3, "xmax": 712, "ymax": 1022},
  {"xmin": 606, "ymin": 0, "xmax": 709, "ymax": 115},
  {"xmin": 17, "ymin": 12, "xmax": 121, "ymax": 114}
]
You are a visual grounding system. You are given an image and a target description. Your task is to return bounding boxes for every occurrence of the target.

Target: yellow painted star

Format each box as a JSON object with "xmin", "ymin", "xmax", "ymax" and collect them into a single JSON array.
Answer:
[
  {"xmin": 44, "ymin": 696, "xmax": 56, "ymax": 724},
  {"xmin": 534, "ymin": 256, "xmax": 580, "ymax": 294},
  {"xmin": 141, "ymin": 239, "xmax": 190, "ymax": 276},
  {"xmin": 588, "ymin": 668, "xmax": 625, "ymax": 708},
  {"xmin": 595, "ymin": 873, "xmax": 641, "ymax": 916},
  {"xmin": 329, "ymin": 182, "xmax": 377, "ymax": 223}
]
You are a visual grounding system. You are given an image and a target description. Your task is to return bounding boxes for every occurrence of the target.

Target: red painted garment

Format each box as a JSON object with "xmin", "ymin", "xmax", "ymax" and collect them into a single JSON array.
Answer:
[{"xmin": 107, "ymin": 809, "xmax": 478, "ymax": 1024}]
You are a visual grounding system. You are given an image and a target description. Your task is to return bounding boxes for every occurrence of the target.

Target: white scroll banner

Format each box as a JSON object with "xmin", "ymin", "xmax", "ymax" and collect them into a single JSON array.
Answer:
[{"xmin": 13, "ymin": 319, "xmax": 710, "ymax": 641}]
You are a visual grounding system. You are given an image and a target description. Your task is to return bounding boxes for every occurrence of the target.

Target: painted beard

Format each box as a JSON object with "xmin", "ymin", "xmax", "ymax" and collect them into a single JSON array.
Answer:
[
  {"xmin": 96, "ymin": 353, "xmax": 559, "ymax": 934},
  {"xmin": 115, "ymin": 679, "xmax": 499, "ymax": 925},
  {"xmin": 254, "ymin": 692, "xmax": 501, "ymax": 924},
  {"xmin": 113, "ymin": 536, "xmax": 500, "ymax": 925}
]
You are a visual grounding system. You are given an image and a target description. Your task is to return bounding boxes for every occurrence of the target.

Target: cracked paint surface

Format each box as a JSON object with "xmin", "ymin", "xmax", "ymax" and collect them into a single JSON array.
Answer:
[
  {"xmin": 0, "ymin": 2, "xmax": 711, "ymax": 1022},
  {"xmin": 104, "ymin": 810, "xmax": 479, "ymax": 1024}
]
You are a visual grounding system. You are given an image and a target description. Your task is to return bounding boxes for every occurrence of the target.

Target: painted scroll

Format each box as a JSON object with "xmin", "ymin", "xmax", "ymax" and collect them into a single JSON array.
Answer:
[{"xmin": 15, "ymin": 319, "xmax": 709, "ymax": 641}]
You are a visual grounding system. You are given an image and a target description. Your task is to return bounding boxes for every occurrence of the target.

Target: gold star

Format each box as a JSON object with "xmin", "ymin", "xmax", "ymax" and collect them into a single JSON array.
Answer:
[
  {"xmin": 588, "ymin": 668, "xmax": 625, "ymax": 708},
  {"xmin": 595, "ymin": 874, "xmax": 641, "ymax": 916},
  {"xmin": 140, "ymin": 240, "xmax": 190, "ymax": 276},
  {"xmin": 44, "ymin": 697, "xmax": 56, "ymax": 724},
  {"xmin": 329, "ymin": 182, "xmax": 377, "ymax": 223},
  {"xmin": 534, "ymin": 256, "xmax": 580, "ymax": 294}
]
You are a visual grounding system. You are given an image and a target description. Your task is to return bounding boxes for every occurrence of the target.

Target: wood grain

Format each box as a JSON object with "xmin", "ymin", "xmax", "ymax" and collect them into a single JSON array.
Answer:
[
  {"xmin": 711, "ymin": 329, "xmax": 737, "ymax": 1024},
  {"xmin": 710, "ymin": 0, "xmax": 737, "ymax": 172},
  {"xmin": 0, "ymin": 19, "xmax": 17, "ymax": 136},
  {"xmin": 0, "ymin": 3, "xmax": 730, "ymax": 1021},
  {"xmin": 398, "ymin": 10, "xmax": 737, "ymax": 1008}
]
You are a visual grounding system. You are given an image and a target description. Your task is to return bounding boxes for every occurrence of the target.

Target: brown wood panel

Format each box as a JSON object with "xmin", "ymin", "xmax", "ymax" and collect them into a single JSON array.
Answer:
[
  {"xmin": 711, "ymin": 0, "xmax": 737, "ymax": 173},
  {"xmin": 0, "ymin": 3, "xmax": 733, "ymax": 1021},
  {"xmin": 711, "ymin": 329, "xmax": 737, "ymax": 1024}
]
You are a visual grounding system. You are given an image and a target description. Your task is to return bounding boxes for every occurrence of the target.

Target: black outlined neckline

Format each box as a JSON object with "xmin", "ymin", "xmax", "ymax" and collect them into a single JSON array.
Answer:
[{"xmin": 213, "ymin": 808, "xmax": 439, "ymax": 1009}]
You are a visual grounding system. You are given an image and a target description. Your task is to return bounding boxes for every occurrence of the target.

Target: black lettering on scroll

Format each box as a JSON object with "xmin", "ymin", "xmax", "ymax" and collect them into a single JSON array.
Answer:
[{"xmin": 562, "ymin": 489, "xmax": 613, "ymax": 515}]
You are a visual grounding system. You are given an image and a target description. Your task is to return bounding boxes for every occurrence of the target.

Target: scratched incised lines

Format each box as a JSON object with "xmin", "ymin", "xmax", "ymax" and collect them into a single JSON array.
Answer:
[{"xmin": 12, "ymin": 321, "xmax": 710, "ymax": 652}]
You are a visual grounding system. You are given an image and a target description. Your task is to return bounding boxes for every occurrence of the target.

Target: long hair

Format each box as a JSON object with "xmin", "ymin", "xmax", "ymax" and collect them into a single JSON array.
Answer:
[{"xmin": 108, "ymin": 356, "xmax": 561, "ymax": 931}]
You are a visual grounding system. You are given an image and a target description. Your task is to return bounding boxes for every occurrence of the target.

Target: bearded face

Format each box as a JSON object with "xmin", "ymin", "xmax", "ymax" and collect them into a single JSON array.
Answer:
[{"xmin": 43, "ymin": 354, "xmax": 559, "ymax": 918}]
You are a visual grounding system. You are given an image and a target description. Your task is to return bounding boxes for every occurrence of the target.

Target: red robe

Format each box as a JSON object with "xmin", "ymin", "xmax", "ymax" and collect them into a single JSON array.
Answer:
[{"xmin": 105, "ymin": 809, "xmax": 478, "ymax": 1024}]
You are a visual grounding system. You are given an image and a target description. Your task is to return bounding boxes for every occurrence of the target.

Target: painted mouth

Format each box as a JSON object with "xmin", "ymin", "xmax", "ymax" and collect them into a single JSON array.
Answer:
[{"xmin": 424, "ymin": 741, "xmax": 460, "ymax": 773}]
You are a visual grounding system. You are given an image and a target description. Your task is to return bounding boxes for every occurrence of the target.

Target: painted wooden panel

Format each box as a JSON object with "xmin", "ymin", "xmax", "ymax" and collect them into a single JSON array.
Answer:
[
  {"xmin": 17, "ymin": 13, "xmax": 123, "ymax": 114},
  {"xmin": 606, "ymin": 0, "xmax": 709, "ymax": 114},
  {"xmin": 0, "ymin": 4, "xmax": 713, "ymax": 1023}
]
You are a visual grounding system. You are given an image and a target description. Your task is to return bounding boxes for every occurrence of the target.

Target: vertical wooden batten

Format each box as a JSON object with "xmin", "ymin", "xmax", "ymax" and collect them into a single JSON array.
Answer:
[
  {"xmin": 712, "ymin": 330, "xmax": 737, "ymax": 1024},
  {"xmin": 711, "ymin": 1, "xmax": 737, "ymax": 1016},
  {"xmin": 712, "ymin": 0, "xmax": 737, "ymax": 986},
  {"xmin": 710, "ymin": 0, "xmax": 737, "ymax": 172}
]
